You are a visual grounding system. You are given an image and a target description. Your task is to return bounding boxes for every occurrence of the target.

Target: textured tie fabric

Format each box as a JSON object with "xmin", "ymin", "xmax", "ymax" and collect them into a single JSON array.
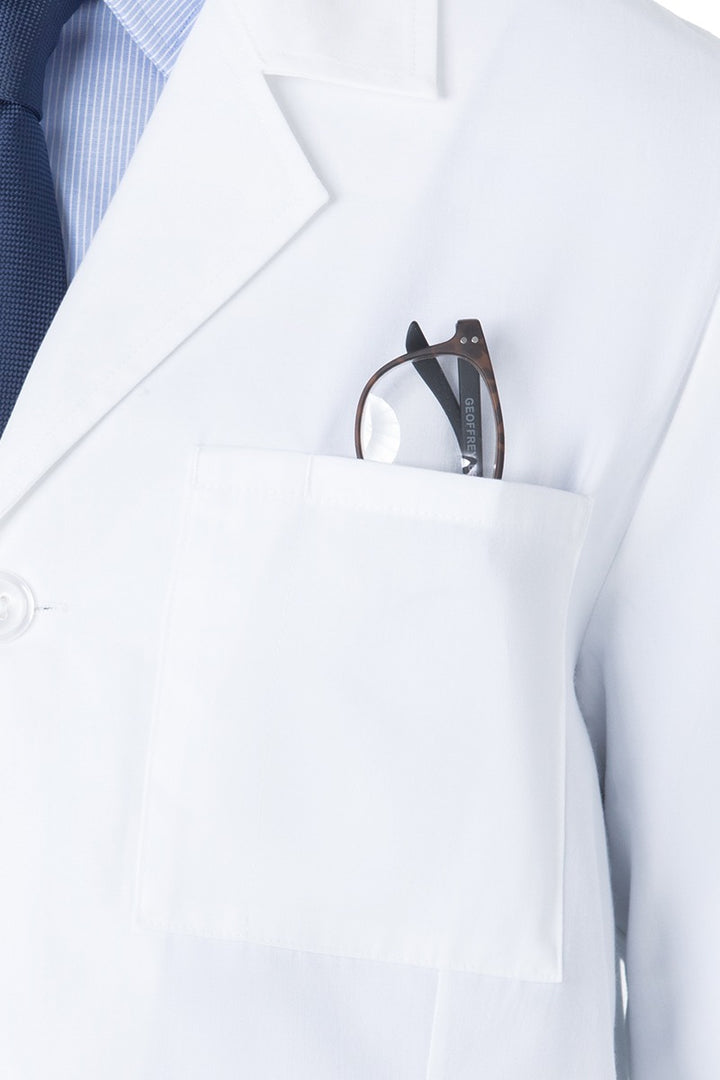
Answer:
[{"xmin": 0, "ymin": 0, "xmax": 84, "ymax": 436}]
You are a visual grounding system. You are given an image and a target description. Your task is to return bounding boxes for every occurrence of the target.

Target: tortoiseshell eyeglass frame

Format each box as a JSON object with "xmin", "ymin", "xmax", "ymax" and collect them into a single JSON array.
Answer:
[{"xmin": 354, "ymin": 319, "xmax": 505, "ymax": 480}]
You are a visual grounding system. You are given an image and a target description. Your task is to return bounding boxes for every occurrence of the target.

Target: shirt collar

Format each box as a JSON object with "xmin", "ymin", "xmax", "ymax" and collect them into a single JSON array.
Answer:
[
  {"xmin": 104, "ymin": 0, "xmax": 438, "ymax": 98},
  {"xmin": 104, "ymin": 0, "xmax": 204, "ymax": 76}
]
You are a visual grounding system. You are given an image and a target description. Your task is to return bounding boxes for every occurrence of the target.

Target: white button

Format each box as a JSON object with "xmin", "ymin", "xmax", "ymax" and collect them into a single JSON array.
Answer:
[{"xmin": 0, "ymin": 570, "xmax": 36, "ymax": 643}]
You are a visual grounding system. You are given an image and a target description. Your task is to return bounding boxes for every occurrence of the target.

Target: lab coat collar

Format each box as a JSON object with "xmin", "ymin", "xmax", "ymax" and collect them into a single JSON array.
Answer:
[{"xmin": 0, "ymin": 0, "xmax": 439, "ymax": 521}]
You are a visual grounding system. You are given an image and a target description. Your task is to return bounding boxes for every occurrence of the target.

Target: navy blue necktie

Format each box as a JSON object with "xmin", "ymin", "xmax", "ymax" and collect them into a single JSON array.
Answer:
[{"xmin": 0, "ymin": 0, "xmax": 83, "ymax": 436}]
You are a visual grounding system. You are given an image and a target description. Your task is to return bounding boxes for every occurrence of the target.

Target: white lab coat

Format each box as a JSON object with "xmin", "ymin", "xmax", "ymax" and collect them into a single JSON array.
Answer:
[{"xmin": 1, "ymin": 0, "xmax": 719, "ymax": 1076}]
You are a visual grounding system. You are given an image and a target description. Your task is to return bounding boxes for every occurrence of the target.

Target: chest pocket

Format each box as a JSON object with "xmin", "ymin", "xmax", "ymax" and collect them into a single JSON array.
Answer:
[{"xmin": 133, "ymin": 446, "xmax": 592, "ymax": 982}]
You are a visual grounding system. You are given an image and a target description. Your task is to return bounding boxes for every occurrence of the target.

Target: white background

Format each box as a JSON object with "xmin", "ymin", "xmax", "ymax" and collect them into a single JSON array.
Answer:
[{"xmin": 656, "ymin": 0, "xmax": 720, "ymax": 36}]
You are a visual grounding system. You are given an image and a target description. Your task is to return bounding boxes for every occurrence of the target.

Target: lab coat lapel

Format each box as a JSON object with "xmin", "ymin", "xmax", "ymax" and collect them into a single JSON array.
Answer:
[{"xmin": 0, "ymin": 0, "xmax": 439, "ymax": 521}]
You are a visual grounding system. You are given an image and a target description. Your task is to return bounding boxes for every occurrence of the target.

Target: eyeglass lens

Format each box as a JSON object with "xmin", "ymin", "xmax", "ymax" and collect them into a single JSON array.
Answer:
[{"xmin": 358, "ymin": 351, "xmax": 497, "ymax": 477}]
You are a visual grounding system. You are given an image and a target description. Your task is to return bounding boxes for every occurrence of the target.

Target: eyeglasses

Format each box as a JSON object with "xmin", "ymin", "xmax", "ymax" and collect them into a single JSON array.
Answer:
[{"xmin": 354, "ymin": 319, "xmax": 505, "ymax": 479}]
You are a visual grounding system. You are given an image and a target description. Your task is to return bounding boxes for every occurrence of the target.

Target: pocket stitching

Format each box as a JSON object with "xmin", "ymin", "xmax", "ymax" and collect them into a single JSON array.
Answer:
[{"xmin": 135, "ymin": 446, "xmax": 585, "ymax": 984}]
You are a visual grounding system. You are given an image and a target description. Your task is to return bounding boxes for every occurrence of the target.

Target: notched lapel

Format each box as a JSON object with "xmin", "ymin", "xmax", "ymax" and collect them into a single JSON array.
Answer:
[
  {"xmin": 234, "ymin": 0, "xmax": 439, "ymax": 98},
  {"xmin": 0, "ymin": 0, "xmax": 327, "ymax": 519},
  {"xmin": 0, "ymin": 0, "xmax": 438, "ymax": 521}
]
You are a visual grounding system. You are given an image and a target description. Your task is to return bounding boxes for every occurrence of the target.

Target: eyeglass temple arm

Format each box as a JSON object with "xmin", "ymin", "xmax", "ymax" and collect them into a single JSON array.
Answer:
[{"xmin": 407, "ymin": 321, "xmax": 464, "ymax": 449}]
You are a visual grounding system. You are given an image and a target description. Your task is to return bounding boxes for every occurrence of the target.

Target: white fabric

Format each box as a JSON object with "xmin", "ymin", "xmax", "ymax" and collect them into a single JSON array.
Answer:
[
  {"xmin": 1, "ymin": 0, "xmax": 720, "ymax": 1076},
  {"xmin": 136, "ymin": 447, "xmax": 590, "ymax": 981}
]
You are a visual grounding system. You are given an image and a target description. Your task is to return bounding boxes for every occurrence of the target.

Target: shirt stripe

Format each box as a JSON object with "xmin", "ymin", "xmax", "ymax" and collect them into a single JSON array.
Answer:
[{"xmin": 42, "ymin": 0, "xmax": 202, "ymax": 281}]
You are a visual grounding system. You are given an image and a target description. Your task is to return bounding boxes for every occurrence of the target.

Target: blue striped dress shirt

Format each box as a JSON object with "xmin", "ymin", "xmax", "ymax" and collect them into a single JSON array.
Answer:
[{"xmin": 42, "ymin": 0, "xmax": 203, "ymax": 281}]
